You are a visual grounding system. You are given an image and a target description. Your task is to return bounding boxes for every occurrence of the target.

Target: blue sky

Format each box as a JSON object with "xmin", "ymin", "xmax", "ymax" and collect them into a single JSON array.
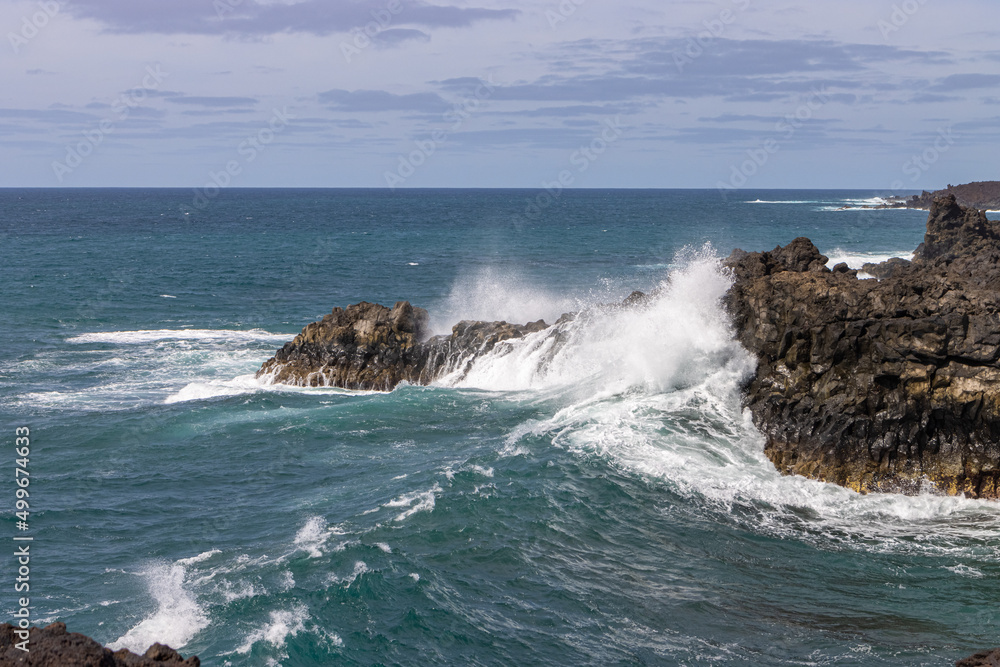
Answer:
[{"xmin": 2, "ymin": 0, "xmax": 998, "ymax": 188}]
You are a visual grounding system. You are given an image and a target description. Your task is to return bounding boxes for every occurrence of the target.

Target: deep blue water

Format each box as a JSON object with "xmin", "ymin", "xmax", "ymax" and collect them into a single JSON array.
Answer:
[{"xmin": 3, "ymin": 188, "xmax": 999, "ymax": 666}]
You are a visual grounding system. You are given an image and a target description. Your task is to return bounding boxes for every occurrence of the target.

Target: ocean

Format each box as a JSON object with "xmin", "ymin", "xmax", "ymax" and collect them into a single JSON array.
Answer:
[{"xmin": 3, "ymin": 188, "xmax": 999, "ymax": 666}]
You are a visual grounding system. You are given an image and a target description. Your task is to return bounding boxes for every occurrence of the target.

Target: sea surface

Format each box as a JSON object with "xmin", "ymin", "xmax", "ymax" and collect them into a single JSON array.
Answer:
[{"xmin": 2, "ymin": 188, "xmax": 999, "ymax": 666}]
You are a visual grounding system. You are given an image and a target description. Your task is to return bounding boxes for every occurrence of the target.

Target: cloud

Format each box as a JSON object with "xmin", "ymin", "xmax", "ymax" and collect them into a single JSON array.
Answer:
[
  {"xmin": 64, "ymin": 0, "xmax": 518, "ymax": 37},
  {"xmin": 166, "ymin": 96, "xmax": 259, "ymax": 107},
  {"xmin": 927, "ymin": 73, "xmax": 1000, "ymax": 92},
  {"xmin": 0, "ymin": 108, "xmax": 98, "ymax": 124},
  {"xmin": 318, "ymin": 89, "xmax": 449, "ymax": 113}
]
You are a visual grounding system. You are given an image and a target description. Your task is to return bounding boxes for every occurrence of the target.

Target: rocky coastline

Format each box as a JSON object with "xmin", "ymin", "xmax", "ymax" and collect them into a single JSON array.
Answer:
[
  {"xmin": 0, "ymin": 623, "xmax": 199, "ymax": 666},
  {"xmin": 854, "ymin": 180, "xmax": 1000, "ymax": 211},
  {"xmin": 258, "ymin": 194, "xmax": 1000, "ymax": 501},
  {"xmin": 725, "ymin": 194, "xmax": 1000, "ymax": 498}
]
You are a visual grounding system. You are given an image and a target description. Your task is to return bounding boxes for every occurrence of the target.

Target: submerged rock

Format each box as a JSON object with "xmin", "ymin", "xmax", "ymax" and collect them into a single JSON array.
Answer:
[
  {"xmin": 0, "ymin": 622, "xmax": 199, "ymax": 666},
  {"xmin": 726, "ymin": 195, "xmax": 1000, "ymax": 499}
]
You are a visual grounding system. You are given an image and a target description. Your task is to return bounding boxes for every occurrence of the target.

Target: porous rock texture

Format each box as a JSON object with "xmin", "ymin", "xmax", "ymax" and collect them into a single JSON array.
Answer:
[
  {"xmin": 257, "ymin": 300, "xmax": 550, "ymax": 390},
  {"xmin": 0, "ymin": 622, "xmax": 199, "ymax": 667},
  {"xmin": 957, "ymin": 647, "xmax": 1000, "ymax": 667},
  {"xmin": 725, "ymin": 195, "xmax": 1000, "ymax": 498}
]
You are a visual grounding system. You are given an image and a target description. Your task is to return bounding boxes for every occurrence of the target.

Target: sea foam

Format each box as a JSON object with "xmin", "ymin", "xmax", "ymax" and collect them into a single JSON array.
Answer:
[
  {"xmin": 449, "ymin": 247, "xmax": 1000, "ymax": 556},
  {"xmin": 108, "ymin": 559, "xmax": 210, "ymax": 653}
]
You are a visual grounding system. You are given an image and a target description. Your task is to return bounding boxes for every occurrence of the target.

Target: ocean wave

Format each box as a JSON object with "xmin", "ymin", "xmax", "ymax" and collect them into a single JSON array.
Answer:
[
  {"xmin": 108, "ymin": 559, "xmax": 210, "ymax": 653},
  {"xmin": 235, "ymin": 605, "xmax": 313, "ymax": 656},
  {"xmin": 747, "ymin": 199, "xmax": 823, "ymax": 204},
  {"xmin": 67, "ymin": 329, "xmax": 290, "ymax": 345},
  {"xmin": 438, "ymin": 245, "xmax": 751, "ymax": 394},
  {"xmin": 824, "ymin": 249, "xmax": 914, "ymax": 271},
  {"xmin": 435, "ymin": 246, "xmax": 1000, "ymax": 557}
]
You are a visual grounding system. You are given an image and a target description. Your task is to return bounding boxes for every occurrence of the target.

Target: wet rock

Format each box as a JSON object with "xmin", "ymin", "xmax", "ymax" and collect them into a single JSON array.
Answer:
[
  {"xmin": 861, "ymin": 257, "xmax": 911, "ymax": 280},
  {"xmin": 258, "ymin": 301, "xmax": 564, "ymax": 390},
  {"xmin": 0, "ymin": 622, "xmax": 199, "ymax": 666},
  {"xmin": 257, "ymin": 291, "xmax": 653, "ymax": 391},
  {"xmin": 956, "ymin": 647, "xmax": 1000, "ymax": 667},
  {"xmin": 725, "ymin": 195, "xmax": 1000, "ymax": 499}
]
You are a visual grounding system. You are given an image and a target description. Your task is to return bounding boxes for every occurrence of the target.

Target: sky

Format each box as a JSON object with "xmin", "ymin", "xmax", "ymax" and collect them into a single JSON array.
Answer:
[{"xmin": 2, "ymin": 0, "xmax": 998, "ymax": 189}]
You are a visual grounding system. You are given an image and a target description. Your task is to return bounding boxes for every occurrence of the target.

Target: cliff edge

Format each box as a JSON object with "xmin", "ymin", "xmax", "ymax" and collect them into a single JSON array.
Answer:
[{"xmin": 725, "ymin": 194, "xmax": 1000, "ymax": 498}]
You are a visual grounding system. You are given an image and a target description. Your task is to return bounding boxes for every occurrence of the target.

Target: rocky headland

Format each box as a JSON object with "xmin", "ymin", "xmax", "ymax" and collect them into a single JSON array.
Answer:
[
  {"xmin": 862, "ymin": 180, "xmax": 1000, "ymax": 211},
  {"xmin": 0, "ymin": 623, "xmax": 199, "ymax": 666},
  {"xmin": 725, "ymin": 194, "xmax": 1000, "ymax": 498},
  {"xmin": 258, "ymin": 195, "xmax": 1000, "ymax": 500}
]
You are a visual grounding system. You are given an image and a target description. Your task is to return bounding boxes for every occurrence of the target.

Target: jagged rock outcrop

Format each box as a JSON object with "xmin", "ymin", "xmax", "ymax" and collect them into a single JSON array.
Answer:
[
  {"xmin": 0, "ymin": 623, "xmax": 198, "ymax": 666},
  {"xmin": 725, "ymin": 195, "xmax": 1000, "ymax": 498},
  {"xmin": 257, "ymin": 300, "xmax": 552, "ymax": 390},
  {"xmin": 897, "ymin": 181, "xmax": 1000, "ymax": 211}
]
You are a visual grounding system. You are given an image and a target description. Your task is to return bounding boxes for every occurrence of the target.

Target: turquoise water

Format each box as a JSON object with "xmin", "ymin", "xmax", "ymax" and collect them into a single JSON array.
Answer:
[{"xmin": 3, "ymin": 189, "xmax": 999, "ymax": 665}]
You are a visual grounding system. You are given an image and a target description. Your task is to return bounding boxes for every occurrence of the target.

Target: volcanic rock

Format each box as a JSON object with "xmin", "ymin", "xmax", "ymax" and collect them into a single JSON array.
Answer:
[
  {"xmin": 957, "ymin": 648, "xmax": 1000, "ymax": 667},
  {"xmin": 0, "ymin": 622, "xmax": 199, "ymax": 666},
  {"xmin": 725, "ymin": 194, "xmax": 1000, "ymax": 498},
  {"xmin": 257, "ymin": 300, "xmax": 555, "ymax": 390}
]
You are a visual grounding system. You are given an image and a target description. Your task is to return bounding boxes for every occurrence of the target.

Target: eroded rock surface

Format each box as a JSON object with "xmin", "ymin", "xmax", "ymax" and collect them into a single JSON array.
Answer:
[
  {"xmin": 0, "ymin": 623, "xmax": 199, "ymax": 667},
  {"xmin": 725, "ymin": 195, "xmax": 1000, "ymax": 498},
  {"xmin": 957, "ymin": 648, "xmax": 1000, "ymax": 667},
  {"xmin": 257, "ymin": 300, "xmax": 553, "ymax": 390}
]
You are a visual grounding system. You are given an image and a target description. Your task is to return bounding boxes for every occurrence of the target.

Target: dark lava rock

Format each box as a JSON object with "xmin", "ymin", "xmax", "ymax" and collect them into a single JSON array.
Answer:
[
  {"xmin": 957, "ymin": 648, "xmax": 1000, "ymax": 667},
  {"xmin": 861, "ymin": 256, "xmax": 911, "ymax": 280},
  {"xmin": 0, "ymin": 622, "xmax": 198, "ymax": 666},
  {"xmin": 725, "ymin": 194, "xmax": 1000, "ymax": 498},
  {"xmin": 257, "ymin": 300, "xmax": 558, "ymax": 390},
  {"xmin": 257, "ymin": 301, "xmax": 433, "ymax": 390},
  {"xmin": 902, "ymin": 181, "xmax": 1000, "ymax": 212}
]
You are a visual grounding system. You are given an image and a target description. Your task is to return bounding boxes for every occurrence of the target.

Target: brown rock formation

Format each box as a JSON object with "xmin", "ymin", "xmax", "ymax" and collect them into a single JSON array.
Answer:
[
  {"xmin": 0, "ymin": 622, "xmax": 198, "ymax": 666},
  {"xmin": 256, "ymin": 300, "xmax": 552, "ymax": 390},
  {"xmin": 725, "ymin": 194, "xmax": 1000, "ymax": 498}
]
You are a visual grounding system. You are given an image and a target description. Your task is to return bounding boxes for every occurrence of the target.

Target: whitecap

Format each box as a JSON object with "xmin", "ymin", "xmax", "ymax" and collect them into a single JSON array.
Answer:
[
  {"xmin": 292, "ymin": 516, "xmax": 329, "ymax": 559},
  {"xmin": 236, "ymin": 605, "xmax": 310, "ymax": 655},
  {"xmin": 386, "ymin": 485, "xmax": 440, "ymax": 522},
  {"xmin": 108, "ymin": 561, "xmax": 209, "ymax": 653},
  {"xmin": 68, "ymin": 329, "xmax": 289, "ymax": 345}
]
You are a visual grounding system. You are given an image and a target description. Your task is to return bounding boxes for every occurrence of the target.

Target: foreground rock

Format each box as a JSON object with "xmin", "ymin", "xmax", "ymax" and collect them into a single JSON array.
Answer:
[
  {"xmin": 957, "ymin": 648, "xmax": 1000, "ymax": 667},
  {"xmin": 725, "ymin": 195, "xmax": 1000, "ymax": 498},
  {"xmin": 257, "ymin": 300, "xmax": 551, "ymax": 390},
  {"xmin": 0, "ymin": 622, "xmax": 198, "ymax": 666}
]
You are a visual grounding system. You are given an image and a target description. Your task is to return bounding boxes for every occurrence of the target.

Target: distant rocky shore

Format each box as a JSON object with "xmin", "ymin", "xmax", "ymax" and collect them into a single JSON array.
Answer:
[
  {"xmin": 0, "ymin": 623, "xmax": 199, "ymax": 666},
  {"xmin": 850, "ymin": 180, "xmax": 1000, "ymax": 211}
]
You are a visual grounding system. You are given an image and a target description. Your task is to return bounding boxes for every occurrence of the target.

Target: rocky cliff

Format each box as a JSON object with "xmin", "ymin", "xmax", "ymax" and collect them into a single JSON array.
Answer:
[
  {"xmin": 726, "ymin": 194, "xmax": 1000, "ymax": 498},
  {"xmin": 0, "ymin": 623, "xmax": 199, "ymax": 666}
]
